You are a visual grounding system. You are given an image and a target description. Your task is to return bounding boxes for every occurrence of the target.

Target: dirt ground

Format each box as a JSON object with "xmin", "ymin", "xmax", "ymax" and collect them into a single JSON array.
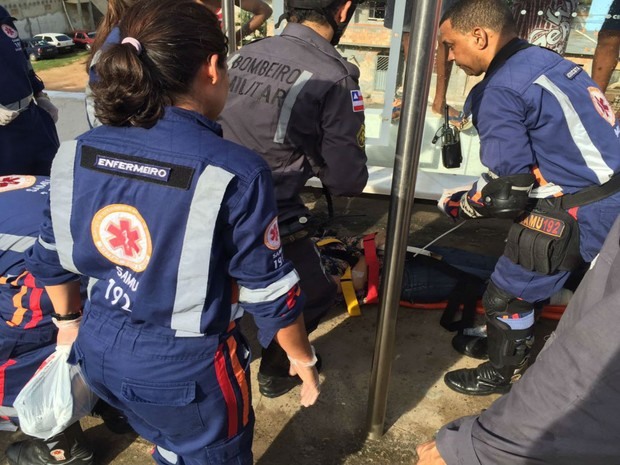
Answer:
[
  {"xmin": 2, "ymin": 61, "xmax": 555, "ymax": 465},
  {"xmin": 1, "ymin": 194, "xmax": 516, "ymax": 465},
  {"xmin": 37, "ymin": 56, "xmax": 90, "ymax": 92}
]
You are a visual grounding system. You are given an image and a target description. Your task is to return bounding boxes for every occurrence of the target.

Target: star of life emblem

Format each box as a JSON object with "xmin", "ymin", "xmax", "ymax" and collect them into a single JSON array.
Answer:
[
  {"xmin": 0, "ymin": 175, "xmax": 36, "ymax": 193},
  {"xmin": 264, "ymin": 217, "xmax": 281, "ymax": 250},
  {"xmin": 1, "ymin": 24, "xmax": 17, "ymax": 39},
  {"xmin": 588, "ymin": 86, "xmax": 616, "ymax": 127},
  {"xmin": 91, "ymin": 204, "xmax": 152, "ymax": 272}
]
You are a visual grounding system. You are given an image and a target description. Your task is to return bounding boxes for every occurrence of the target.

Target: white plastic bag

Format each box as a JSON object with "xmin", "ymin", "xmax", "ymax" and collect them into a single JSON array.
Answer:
[{"xmin": 14, "ymin": 346, "xmax": 98, "ymax": 439}]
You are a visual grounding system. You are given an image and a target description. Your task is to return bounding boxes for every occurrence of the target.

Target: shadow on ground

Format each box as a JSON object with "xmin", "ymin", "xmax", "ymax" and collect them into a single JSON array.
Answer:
[{"xmin": 0, "ymin": 194, "xmax": 553, "ymax": 465}]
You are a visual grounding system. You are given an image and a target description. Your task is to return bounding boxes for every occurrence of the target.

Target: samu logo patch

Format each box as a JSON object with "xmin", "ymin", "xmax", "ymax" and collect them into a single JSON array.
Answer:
[
  {"xmin": 1, "ymin": 24, "xmax": 18, "ymax": 39},
  {"xmin": 91, "ymin": 204, "xmax": 152, "ymax": 272},
  {"xmin": 0, "ymin": 175, "xmax": 36, "ymax": 193},
  {"xmin": 520, "ymin": 212, "xmax": 565, "ymax": 238},
  {"xmin": 264, "ymin": 217, "xmax": 281, "ymax": 250},
  {"xmin": 588, "ymin": 86, "xmax": 616, "ymax": 127}
]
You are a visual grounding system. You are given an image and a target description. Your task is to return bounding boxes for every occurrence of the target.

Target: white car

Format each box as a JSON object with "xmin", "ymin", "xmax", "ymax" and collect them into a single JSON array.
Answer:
[{"xmin": 33, "ymin": 33, "xmax": 75, "ymax": 53}]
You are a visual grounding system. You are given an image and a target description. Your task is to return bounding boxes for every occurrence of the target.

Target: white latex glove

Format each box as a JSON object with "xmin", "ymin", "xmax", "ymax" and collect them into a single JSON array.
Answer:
[
  {"xmin": 288, "ymin": 346, "xmax": 320, "ymax": 407},
  {"xmin": 35, "ymin": 93, "xmax": 59, "ymax": 123},
  {"xmin": 290, "ymin": 364, "xmax": 320, "ymax": 407},
  {"xmin": 0, "ymin": 105, "xmax": 20, "ymax": 126},
  {"xmin": 52, "ymin": 316, "xmax": 81, "ymax": 347}
]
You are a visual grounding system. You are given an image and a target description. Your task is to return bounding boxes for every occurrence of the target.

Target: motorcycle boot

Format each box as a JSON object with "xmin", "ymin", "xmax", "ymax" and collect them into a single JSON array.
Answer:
[{"xmin": 444, "ymin": 317, "xmax": 533, "ymax": 396}]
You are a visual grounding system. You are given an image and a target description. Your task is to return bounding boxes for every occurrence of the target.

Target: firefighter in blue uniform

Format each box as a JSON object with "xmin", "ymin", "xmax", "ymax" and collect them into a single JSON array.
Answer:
[
  {"xmin": 0, "ymin": 175, "xmax": 94, "ymax": 465},
  {"xmin": 218, "ymin": 0, "xmax": 369, "ymax": 398},
  {"xmin": 437, "ymin": 0, "xmax": 620, "ymax": 396},
  {"xmin": 26, "ymin": 2, "xmax": 320, "ymax": 464},
  {"xmin": 0, "ymin": 6, "xmax": 59, "ymax": 176}
]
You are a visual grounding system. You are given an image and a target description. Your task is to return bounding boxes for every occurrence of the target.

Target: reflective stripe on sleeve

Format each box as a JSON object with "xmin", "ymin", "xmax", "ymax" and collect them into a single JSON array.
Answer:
[
  {"xmin": 534, "ymin": 75, "xmax": 614, "ymax": 184},
  {"xmin": 0, "ymin": 234, "xmax": 35, "ymax": 253},
  {"xmin": 273, "ymin": 70, "xmax": 313, "ymax": 143},
  {"xmin": 171, "ymin": 165, "xmax": 235, "ymax": 337},
  {"xmin": 49, "ymin": 140, "xmax": 80, "ymax": 274},
  {"xmin": 238, "ymin": 269, "xmax": 300, "ymax": 304},
  {"xmin": 37, "ymin": 237, "xmax": 56, "ymax": 251}
]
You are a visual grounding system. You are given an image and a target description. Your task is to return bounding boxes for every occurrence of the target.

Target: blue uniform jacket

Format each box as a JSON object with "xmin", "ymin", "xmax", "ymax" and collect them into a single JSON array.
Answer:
[
  {"xmin": 462, "ymin": 39, "xmax": 620, "ymax": 301},
  {"xmin": 0, "ymin": 7, "xmax": 44, "ymax": 105},
  {"xmin": 26, "ymin": 108, "xmax": 304, "ymax": 347},
  {"xmin": 464, "ymin": 39, "xmax": 620, "ymax": 201}
]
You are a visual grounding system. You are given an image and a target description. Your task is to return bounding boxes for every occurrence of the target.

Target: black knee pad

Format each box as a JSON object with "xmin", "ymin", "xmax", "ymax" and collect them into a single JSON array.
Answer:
[{"xmin": 482, "ymin": 281, "xmax": 533, "ymax": 319}]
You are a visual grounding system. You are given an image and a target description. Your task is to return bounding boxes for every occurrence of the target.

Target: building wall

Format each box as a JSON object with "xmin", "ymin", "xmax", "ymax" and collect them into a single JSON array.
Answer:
[
  {"xmin": 6, "ymin": 0, "xmax": 99, "ymax": 38},
  {"xmin": 338, "ymin": 5, "xmax": 392, "ymax": 104}
]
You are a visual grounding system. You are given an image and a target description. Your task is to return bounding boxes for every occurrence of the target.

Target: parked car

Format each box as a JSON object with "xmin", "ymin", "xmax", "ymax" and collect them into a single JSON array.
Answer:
[
  {"xmin": 71, "ymin": 30, "xmax": 95, "ymax": 51},
  {"xmin": 21, "ymin": 38, "xmax": 59, "ymax": 61},
  {"xmin": 32, "ymin": 33, "xmax": 75, "ymax": 53}
]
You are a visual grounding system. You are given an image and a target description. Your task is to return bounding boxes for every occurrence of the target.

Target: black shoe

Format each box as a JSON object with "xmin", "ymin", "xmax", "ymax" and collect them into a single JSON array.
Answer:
[
  {"xmin": 258, "ymin": 354, "xmax": 322, "ymax": 398},
  {"xmin": 6, "ymin": 438, "xmax": 94, "ymax": 465},
  {"xmin": 451, "ymin": 334, "xmax": 488, "ymax": 360},
  {"xmin": 91, "ymin": 400, "xmax": 135, "ymax": 435},
  {"xmin": 444, "ymin": 361, "xmax": 518, "ymax": 396}
]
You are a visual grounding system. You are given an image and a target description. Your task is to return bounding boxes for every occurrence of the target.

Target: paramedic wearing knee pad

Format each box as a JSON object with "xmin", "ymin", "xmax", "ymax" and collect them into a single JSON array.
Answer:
[
  {"xmin": 0, "ymin": 175, "xmax": 94, "ymax": 465},
  {"xmin": 437, "ymin": 0, "xmax": 620, "ymax": 396},
  {"xmin": 218, "ymin": 0, "xmax": 368, "ymax": 398},
  {"xmin": 26, "ymin": 2, "xmax": 319, "ymax": 464},
  {"xmin": 0, "ymin": 6, "xmax": 59, "ymax": 176},
  {"xmin": 419, "ymin": 216, "xmax": 620, "ymax": 465}
]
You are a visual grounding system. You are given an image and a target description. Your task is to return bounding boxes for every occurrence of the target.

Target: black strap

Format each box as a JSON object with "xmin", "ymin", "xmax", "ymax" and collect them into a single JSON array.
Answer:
[{"xmin": 560, "ymin": 173, "xmax": 620, "ymax": 209}]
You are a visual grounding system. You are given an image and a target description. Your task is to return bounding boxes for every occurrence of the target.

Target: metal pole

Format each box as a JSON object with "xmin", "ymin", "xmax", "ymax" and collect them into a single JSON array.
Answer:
[
  {"xmin": 222, "ymin": 0, "xmax": 237, "ymax": 52},
  {"xmin": 366, "ymin": 0, "xmax": 443, "ymax": 440}
]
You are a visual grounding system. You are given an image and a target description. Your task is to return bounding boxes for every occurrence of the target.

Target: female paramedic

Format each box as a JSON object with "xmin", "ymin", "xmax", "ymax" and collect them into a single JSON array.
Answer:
[{"xmin": 26, "ymin": 1, "xmax": 320, "ymax": 464}]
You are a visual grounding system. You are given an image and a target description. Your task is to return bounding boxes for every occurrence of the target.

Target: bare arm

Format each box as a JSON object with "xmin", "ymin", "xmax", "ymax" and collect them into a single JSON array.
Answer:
[
  {"xmin": 45, "ymin": 281, "xmax": 83, "ymax": 347},
  {"xmin": 235, "ymin": 0, "xmax": 272, "ymax": 40},
  {"xmin": 45, "ymin": 281, "xmax": 82, "ymax": 317}
]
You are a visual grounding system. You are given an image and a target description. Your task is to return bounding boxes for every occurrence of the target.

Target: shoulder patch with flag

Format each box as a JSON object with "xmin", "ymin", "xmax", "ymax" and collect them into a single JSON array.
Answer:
[{"xmin": 351, "ymin": 90, "xmax": 365, "ymax": 112}]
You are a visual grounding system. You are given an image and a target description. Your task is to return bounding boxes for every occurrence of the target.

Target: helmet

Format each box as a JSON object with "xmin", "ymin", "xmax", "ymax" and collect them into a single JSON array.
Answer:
[{"xmin": 283, "ymin": 0, "xmax": 365, "ymax": 45}]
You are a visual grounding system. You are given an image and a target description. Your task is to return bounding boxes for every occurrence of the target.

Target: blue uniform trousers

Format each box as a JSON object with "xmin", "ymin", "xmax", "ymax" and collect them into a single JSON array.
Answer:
[
  {"xmin": 0, "ymin": 324, "xmax": 56, "ymax": 422},
  {"xmin": 72, "ymin": 305, "xmax": 254, "ymax": 465}
]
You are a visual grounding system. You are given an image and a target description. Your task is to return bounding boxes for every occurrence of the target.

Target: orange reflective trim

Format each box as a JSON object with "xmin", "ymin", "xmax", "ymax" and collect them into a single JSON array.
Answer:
[
  {"xmin": 226, "ymin": 335, "xmax": 250, "ymax": 427},
  {"xmin": 7, "ymin": 286, "xmax": 28, "ymax": 327},
  {"xmin": 399, "ymin": 300, "xmax": 566, "ymax": 321}
]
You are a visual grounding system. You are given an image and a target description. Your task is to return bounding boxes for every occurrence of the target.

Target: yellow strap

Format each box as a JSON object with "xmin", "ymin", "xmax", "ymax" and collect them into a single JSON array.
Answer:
[
  {"xmin": 315, "ymin": 237, "xmax": 361, "ymax": 316},
  {"xmin": 315, "ymin": 238, "xmax": 343, "ymax": 247},
  {"xmin": 340, "ymin": 266, "xmax": 361, "ymax": 317}
]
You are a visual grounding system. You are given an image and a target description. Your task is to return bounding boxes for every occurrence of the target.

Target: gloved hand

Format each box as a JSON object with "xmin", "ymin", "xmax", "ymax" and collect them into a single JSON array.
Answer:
[
  {"xmin": 35, "ymin": 93, "xmax": 59, "ymax": 123},
  {"xmin": 416, "ymin": 441, "xmax": 447, "ymax": 465},
  {"xmin": 0, "ymin": 105, "xmax": 20, "ymax": 126},
  {"xmin": 52, "ymin": 315, "xmax": 81, "ymax": 347},
  {"xmin": 288, "ymin": 346, "xmax": 320, "ymax": 407},
  {"xmin": 438, "ymin": 189, "xmax": 466, "ymax": 220}
]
